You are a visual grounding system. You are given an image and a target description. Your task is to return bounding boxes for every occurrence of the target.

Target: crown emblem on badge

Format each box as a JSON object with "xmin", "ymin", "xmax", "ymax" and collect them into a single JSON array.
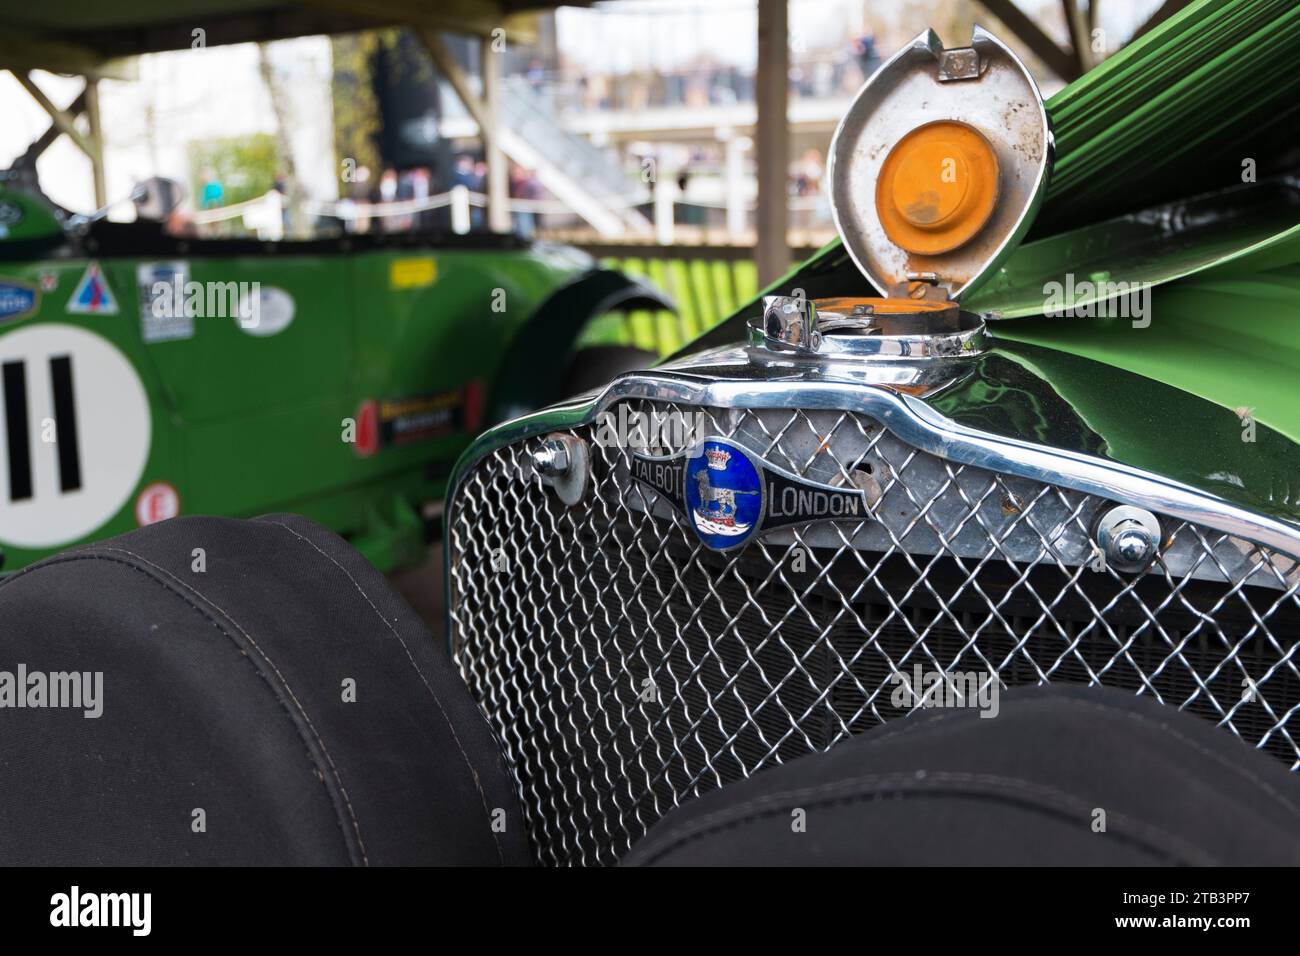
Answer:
[{"xmin": 705, "ymin": 448, "xmax": 731, "ymax": 470}]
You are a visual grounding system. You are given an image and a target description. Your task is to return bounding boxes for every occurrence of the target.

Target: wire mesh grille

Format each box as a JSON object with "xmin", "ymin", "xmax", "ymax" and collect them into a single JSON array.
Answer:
[{"xmin": 449, "ymin": 400, "xmax": 1300, "ymax": 866}]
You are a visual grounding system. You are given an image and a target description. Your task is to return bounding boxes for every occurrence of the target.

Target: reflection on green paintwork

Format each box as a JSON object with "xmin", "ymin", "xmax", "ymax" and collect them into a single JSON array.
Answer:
[
  {"xmin": 933, "ymin": 339, "xmax": 1300, "ymax": 524},
  {"xmin": 965, "ymin": 182, "xmax": 1300, "ymax": 318},
  {"xmin": 996, "ymin": 260, "xmax": 1300, "ymax": 447}
]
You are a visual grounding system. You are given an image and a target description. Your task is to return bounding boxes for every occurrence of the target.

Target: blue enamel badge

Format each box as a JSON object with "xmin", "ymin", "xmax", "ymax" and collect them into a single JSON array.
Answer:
[
  {"xmin": 631, "ymin": 436, "xmax": 870, "ymax": 552},
  {"xmin": 683, "ymin": 439, "xmax": 764, "ymax": 551}
]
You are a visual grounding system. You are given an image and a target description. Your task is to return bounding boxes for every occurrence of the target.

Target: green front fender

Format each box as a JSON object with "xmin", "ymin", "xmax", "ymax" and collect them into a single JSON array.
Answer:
[{"xmin": 487, "ymin": 267, "xmax": 673, "ymax": 423}]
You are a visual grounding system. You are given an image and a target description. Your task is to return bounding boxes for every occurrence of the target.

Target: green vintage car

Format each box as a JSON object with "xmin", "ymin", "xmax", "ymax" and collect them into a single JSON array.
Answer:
[
  {"xmin": 0, "ymin": 2, "xmax": 670, "ymax": 575},
  {"xmin": 443, "ymin": 5, "xmax": 1300, "ymax": 864},
  {"xmin": 0, "ymin": 182, "xmax": 664, "ymax": 574}
]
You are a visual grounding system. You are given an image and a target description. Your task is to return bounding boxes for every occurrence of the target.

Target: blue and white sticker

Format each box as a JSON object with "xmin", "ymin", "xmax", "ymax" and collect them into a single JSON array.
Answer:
[
  {"xmin": 137, "ymin": 261, "xmax": 193, "ymax": 342},
  {"xmin": 0, "ymin": 279, "xmax": 39, "ymax": 323},
  {"xmin": 66, "ymin": 261, "xmax": 119, "ymax": 315}
]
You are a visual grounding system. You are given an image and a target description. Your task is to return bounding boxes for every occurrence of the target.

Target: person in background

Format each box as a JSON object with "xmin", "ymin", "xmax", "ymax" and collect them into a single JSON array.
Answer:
[
  {"xmin": 378, "ymin": 167, "xmax": 402, "ymax": 233},
  {"xmin": 791, "ymin": 148, "xmax": 827, "ymax": 231},
  {"xmin": 200, "ymin": 167, "xmax": 224, "ymax": 209},
  {"xmin": 342, "ymin": 164, "xmax": 371, "ymax": 234},
  {"xmin": 397, "ymin": 168, "xmax": 417, "ymax": 232},
  {"xmin": 452, "ymin": 155, "xmax": 476, "ymax": 189},
  {"xmin": 453, "ymin": 155, "xmax": 485, "ymax": 230},
  {"xmin": 410, "ymin": 166, "xmax": 431, "ymax": 231},
  {"xmin": 793, "ymin": 148, "xmax": 824, "ymax": 196},
  {"xmin": 853, "ymin": 32, "xmax": 881, "ymax": 80},
  {"xmin": 471, "ymin": 161, "xmax": 488, "ymax": 230},
  {"xmin": 272, "ymin": 169, "xmax": 290, "ymax": 233},
  {"xmin": 526, "ymin": 57, "xmax": 546, "ymax": 92},
  {"xmin": 509, "ymin": 164, "xmax": 541, "ymax": 239}
]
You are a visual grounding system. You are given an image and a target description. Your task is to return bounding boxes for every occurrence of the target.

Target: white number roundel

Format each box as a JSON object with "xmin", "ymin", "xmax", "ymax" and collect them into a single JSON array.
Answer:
[{"xmin": 0, "ymin": 323, "xmax": 151, "ymax": 548}]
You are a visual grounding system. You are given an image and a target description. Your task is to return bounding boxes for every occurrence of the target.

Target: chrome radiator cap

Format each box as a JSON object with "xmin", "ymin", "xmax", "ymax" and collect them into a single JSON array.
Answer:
[
  {"xmin": 751, "ymin": 293, "xmax": 988, "ymax": 370},
  {"xmin": 754, "ymin": 25, "xmax": 1046, "ymax": 366}
]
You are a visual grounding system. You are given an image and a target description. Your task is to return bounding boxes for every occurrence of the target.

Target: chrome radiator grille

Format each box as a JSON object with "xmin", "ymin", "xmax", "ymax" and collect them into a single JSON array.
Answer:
[{"xmin": 449, "ymin": 399, "xmax": 1300, "ymax": 866}]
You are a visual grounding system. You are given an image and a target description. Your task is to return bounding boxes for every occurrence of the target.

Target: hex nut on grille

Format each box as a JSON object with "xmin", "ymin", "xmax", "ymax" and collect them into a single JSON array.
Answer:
[
  {"xmin": 1096, "ymin": 505, "xmax": 1161, "ymax": 572},
  {"xmin": 532, "ymin": 439, "xmax": 569, "ymax": 476},
  {"xmin": 530, "ymin": 434, "xmax": 589, "ymax": 506}
]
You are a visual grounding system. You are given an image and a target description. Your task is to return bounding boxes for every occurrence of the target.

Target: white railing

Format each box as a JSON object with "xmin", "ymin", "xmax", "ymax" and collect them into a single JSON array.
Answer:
[{"xmin": 185, "ymin": 186, "xmax": 828, "ymax": 243}]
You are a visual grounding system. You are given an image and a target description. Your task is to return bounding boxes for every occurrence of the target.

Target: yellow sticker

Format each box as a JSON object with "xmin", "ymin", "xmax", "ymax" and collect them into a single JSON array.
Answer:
[{"xmin": 389, "ymin": 257, "xmax": 437, "ymax": 289}]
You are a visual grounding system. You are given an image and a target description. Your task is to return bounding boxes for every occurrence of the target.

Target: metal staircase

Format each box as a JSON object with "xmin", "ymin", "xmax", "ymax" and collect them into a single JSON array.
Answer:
[{"xmin": 498, "ymin": 75, "xmax": 651, "ymax": 236}]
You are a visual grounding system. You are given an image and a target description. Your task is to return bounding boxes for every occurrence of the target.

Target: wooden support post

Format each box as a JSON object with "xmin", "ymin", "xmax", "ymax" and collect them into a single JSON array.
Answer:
[
  {"xmin": 479, "ymin": 34, "xmax": 510, "ymax": 234},
  {"xmin": 754, "ymin": 0, "xmax": 789, "ymax": 286},
  {"xmin": 419, "ymin": 30, "xmax": 511, "ymax": 234},
  {"xmin": 84, "ymin": 79, "xmax": 107, "ymax": 209},
  {"xmin": 1062, "ymin": 0, "xmax": 1094, "ymax": 74}
]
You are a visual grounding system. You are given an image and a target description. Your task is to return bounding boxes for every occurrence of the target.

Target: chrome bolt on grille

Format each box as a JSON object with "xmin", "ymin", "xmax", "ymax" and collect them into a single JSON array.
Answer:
[{"xmin": 449, "ymin": 399, "xmax": 1300, "ymax": 866}]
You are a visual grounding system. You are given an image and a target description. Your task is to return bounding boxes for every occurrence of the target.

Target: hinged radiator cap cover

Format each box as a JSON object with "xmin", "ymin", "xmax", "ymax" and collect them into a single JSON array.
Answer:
[{"xmin": 827, "ymin": 26, "xmax": 1053, "ymax": 302}]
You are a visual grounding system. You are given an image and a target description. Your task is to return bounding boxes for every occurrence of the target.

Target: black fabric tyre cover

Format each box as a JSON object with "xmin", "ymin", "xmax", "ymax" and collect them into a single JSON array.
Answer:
[
  {"xmin": 623, "ymin": 685, "xmax": 1300, "ymax": 866},
  {"xmin": 0, "ymin": 514, "xmax": 529, "ymax": 866}
]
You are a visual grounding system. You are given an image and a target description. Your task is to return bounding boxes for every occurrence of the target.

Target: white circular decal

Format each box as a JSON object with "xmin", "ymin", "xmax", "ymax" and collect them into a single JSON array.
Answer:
[
  {"xmin": 0, "ymin": 323, "xmax": 151, "ymax": 548},
  {"xmin": 236, "ymin": 285, "xmax": 295, "ymax": 337}
]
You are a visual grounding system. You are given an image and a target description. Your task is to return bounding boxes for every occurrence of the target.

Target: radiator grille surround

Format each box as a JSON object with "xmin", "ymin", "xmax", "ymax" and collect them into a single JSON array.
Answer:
[{"xmin": 449, "ymin": 398, "xmax": 1300, "ymax": 866}]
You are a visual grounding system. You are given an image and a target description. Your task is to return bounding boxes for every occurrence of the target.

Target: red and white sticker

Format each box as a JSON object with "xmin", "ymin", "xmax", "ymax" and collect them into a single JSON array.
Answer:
[{"xmin": 135, "ymin": 481, "xmax": 180, "ymax": 526}]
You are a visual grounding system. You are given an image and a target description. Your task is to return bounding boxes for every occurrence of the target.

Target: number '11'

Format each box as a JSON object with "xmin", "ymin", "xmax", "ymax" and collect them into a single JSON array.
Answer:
[{"xmin": 3, "ymin": 355, "xmax": 82, "ymax": 502}]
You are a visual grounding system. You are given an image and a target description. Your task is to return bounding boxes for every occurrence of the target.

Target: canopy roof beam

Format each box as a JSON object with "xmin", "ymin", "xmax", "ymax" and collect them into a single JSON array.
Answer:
[
  {"xmin": 976, "ymin": 0, "xmax": 1081, "ymax": 81},
  {"xmin": 13, "ymin": 72, "xmax": 97, "ymax": 161},
  {"xmin": 1127, "ymin": 0, "xmax": 1194, "ymax": 45},
  {"xmin": 10, "ymin": 88, "xmax": 86, "ymax": 171},
  {"xmin": 0, "ymin": 1, "xmax": 558, "ymax": 71},
  {"xmin": 12, "ymin": 72, "xmax": 106, "ymax": 206}
]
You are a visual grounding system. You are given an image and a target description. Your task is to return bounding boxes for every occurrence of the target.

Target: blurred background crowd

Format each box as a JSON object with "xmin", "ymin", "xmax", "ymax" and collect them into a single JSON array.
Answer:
[{"xmin": 0, "ymin": 0, "xmax": 1163, "ymax": 252}]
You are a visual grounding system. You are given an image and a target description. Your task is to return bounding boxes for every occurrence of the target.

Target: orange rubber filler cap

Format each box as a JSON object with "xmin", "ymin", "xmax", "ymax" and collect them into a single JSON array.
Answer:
[{"xmin": 875, "ymin": 120, "xmax": 1000, "ymax": 256}]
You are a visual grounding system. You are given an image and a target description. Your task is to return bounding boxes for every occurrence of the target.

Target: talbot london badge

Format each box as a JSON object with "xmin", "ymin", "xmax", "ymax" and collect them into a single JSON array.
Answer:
[{"xmin": 632, "ymin": 437, "xmax": 869, "ymax": 551}]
